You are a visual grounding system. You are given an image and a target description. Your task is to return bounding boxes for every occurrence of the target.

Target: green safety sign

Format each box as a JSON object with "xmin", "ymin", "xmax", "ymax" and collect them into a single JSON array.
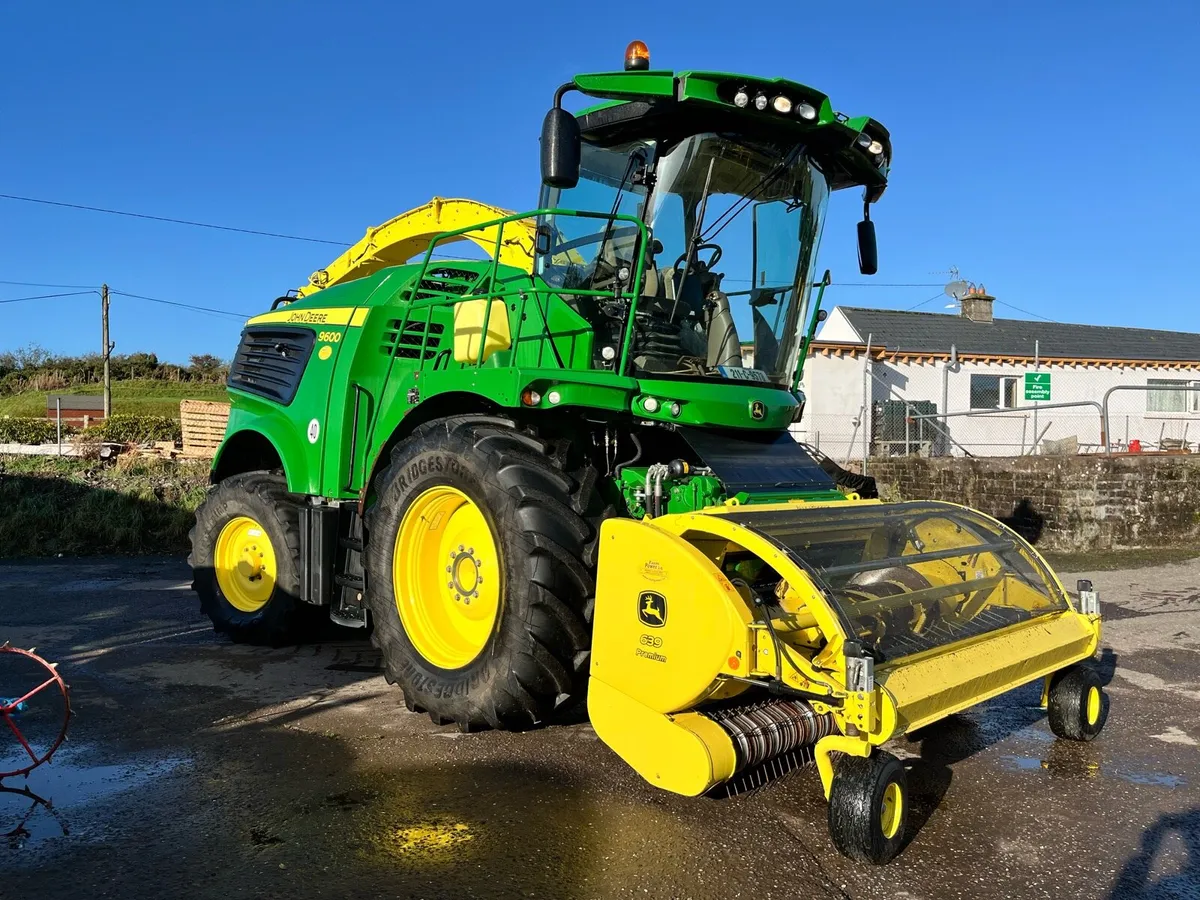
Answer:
[{"xmin": 1025, "ymin": 371, "xmax": 1051, "ymax": 401}]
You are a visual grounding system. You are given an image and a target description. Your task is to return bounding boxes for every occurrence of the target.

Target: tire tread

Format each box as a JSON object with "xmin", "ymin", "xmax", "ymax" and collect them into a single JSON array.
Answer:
[{"xmin": 363, "ymin": 416, "xmax": 602, "ymax": 731}]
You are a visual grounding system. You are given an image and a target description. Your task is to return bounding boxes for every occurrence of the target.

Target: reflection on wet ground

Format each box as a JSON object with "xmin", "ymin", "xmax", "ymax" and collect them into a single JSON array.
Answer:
[
  {"xmin": 999, "ymin": 749, "xmax": 1186, "ymax": 787},
  {"xmin": 1, "ymin": 746, "xmax": 188, "ymax": 849}
]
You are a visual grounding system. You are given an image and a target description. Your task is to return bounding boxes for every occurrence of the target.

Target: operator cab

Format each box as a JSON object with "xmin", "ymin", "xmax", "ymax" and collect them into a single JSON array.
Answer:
[{"xmin": 537, "ymin": 132, "xmax": 827, "ymax": 388}]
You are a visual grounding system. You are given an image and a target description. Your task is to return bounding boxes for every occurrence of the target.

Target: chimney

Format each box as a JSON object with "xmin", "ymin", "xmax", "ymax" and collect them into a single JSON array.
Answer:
[{"xmin": 960, "ymin": 283, "xmax": 994, "ymax": 324}]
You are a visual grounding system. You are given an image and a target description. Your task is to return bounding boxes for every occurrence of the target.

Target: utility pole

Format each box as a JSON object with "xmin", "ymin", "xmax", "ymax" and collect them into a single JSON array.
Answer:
[{"xmin": 101, "ymin": 283, "xmax": 113, "ymax": 418}]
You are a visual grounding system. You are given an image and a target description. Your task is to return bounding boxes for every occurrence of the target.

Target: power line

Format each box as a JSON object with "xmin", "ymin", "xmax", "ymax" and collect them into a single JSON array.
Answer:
[
  {"xmin": 0, "ymin": 285, "xmax": 248, "ymax": 319},
  {"xmin": 0, "ymin": 193, "xmax": 350, "ymax": 247},
  {"xmin": 996, "ymin": 299, "xmax": 1057, "ymax": 322},
  {"xmin": 0, "ymin": 290, "xmax": 98, "ymax": 305},
  {"xmin": 904, "ymin": 291, "xmax": 949, "ymax": 312},
  {"xmin": 832, "ymin": 282, "xmax": 946, "ymax": 288},
  {"xmin": 109, "ymin": 289, "xmax": 250, "ymax": 320},
  {"xmin": 0, "ymin": 279, "xmax": 99, "ymax": 290},
  {"xmin": 721, "ymin": 278, "xmax": 949, "ymax": 286}
]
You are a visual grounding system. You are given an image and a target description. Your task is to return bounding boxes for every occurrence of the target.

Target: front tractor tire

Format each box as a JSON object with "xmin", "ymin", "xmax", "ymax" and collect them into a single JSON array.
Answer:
[
  {"xmin": 190, "ymin": 471, "xmax": 308, "ymax": 646},
  {"xmin": 364, "ymin": 416, "xmax": 599, "ymax": 732}
]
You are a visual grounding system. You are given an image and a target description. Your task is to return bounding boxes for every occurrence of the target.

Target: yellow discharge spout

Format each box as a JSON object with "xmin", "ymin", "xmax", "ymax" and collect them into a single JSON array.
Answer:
[{"xmin": 298, "ymin": 197, "xmax": 536, "ymax": 298}]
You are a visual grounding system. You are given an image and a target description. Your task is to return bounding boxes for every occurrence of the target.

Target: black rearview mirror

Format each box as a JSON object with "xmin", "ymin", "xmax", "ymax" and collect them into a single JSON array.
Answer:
[
  {"xmin": 540, "ymin": 107, "xmax": 581, "ymax": 190},
  {"xmin": 857, "ymin": 218, "xmax": 878, "ymax": 276}
]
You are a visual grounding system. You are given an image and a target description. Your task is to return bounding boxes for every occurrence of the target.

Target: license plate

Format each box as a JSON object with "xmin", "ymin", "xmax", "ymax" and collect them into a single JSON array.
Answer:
[{"xmin": 717, "ymin": 366, "xmax": 769, "ymax": 383}]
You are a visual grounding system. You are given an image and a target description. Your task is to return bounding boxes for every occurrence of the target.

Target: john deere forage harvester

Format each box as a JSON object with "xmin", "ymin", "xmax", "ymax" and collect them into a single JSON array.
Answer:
[{"xmin": 192, "ymin": 42, "xmax": 1106, "ymax": 863}]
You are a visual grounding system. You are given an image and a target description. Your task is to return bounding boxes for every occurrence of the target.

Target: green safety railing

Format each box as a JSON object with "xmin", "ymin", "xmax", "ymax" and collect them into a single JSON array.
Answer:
[{"xmin": 392, "ymin": 208, "xmax": 650, "ymax": 374}]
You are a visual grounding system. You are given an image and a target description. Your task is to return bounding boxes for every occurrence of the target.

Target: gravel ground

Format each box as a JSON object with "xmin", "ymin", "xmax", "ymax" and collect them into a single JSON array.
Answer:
[{"xmin": 1, "ymin": 555, "xmax": 1197, "ymax": 899}]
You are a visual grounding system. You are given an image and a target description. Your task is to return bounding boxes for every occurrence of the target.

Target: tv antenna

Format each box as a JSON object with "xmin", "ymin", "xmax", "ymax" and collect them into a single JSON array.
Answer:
[{"xmin": 942, "ymin": 264, "xmax": 970, "ymax": 304}]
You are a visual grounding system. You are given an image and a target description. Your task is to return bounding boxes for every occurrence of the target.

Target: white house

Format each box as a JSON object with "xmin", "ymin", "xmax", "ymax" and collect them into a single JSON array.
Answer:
[{"xmin": 796, "ymin": 291, "xmax": 1200, "ymax": 459}]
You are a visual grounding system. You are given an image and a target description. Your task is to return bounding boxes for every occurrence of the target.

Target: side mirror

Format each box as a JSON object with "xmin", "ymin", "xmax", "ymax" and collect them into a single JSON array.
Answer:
[
  {"xmin": 540, "ymin": 107, "xmax": 581, "ymax": 190},
  {"xmin": 817, "ymin": 308, "xmax": 828, "ymax": 322},
  {"xmin": 857, "ymin": 218, "xmax": 878, "ymax": 276}
]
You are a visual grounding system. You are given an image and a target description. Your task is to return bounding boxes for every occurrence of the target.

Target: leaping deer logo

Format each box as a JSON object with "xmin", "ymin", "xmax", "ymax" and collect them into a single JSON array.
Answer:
[{"xmin": 638, "ymin": 591, "xmax": 667, "ymax": 628}]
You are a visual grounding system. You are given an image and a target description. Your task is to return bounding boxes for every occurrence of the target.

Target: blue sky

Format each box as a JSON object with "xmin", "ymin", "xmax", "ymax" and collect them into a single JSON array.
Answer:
[{"xmin": 1, "ymin": 1, "xmax": 1196, "ymax": 364}]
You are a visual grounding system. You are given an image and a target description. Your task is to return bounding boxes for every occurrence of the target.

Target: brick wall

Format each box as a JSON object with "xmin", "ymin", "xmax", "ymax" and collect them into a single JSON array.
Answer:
[{"xmin": 865, "ymin": 455, "xmax": 1200, "ymax": 552}]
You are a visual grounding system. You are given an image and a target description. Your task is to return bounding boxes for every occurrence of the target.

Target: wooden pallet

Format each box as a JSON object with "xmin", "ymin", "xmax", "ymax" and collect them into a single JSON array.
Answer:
[
  {"xmin": 136, "ymin": 440, "xmax": 183, "ymax": 459},
  {"xmin": 181, "ymin": 399, "xmax": 230, "ymax": 458}
]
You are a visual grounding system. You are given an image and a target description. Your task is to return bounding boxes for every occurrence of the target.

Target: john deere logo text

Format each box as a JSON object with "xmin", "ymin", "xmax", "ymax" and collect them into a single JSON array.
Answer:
[
  {"xmin": 750, "ymin": 400, "xmax": 766, "ymax": 420},
  {"xmin": 638, "ymin": 591, "xmax": 667, "ymax": 628}
]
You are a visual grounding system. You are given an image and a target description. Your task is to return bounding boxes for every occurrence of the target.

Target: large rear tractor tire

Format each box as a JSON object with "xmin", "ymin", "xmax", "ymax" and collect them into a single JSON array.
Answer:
[
  {"xmin": 364, "ymin": 416, "xmax": 601, "ymax": 731},
  {"xmin": 189, "ymin": 471, "xmax": 308, "ymax": 646}
]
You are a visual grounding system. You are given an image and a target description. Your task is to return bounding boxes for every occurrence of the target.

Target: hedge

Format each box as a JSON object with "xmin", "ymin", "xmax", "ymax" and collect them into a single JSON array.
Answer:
[
  {"xmin": 0, "ymin": 414, "xmax": 181, "ymax": 445},
  {"xmin": 0, "ymin": 417, "xmax": 75, "ymax": 444},
  {"xmin": 84, "ymin": 414, "xmax": 182, "ymax": 444}
]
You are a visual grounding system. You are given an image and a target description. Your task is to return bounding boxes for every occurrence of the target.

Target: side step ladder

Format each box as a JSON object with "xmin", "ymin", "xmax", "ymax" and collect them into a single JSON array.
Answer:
[
  {"xmin": 300, "ymin": 502, "xmax": 369, "ymax": 629},
  {"xmin": 332, "ymin": 511, "xmax": 367, "ymax": 628}
]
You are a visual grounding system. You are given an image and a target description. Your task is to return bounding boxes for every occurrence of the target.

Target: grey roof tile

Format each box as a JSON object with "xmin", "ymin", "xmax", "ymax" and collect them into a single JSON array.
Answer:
[{"xmin": 835, "ymin": 306, "xmax": 1200, "ymax": 362}]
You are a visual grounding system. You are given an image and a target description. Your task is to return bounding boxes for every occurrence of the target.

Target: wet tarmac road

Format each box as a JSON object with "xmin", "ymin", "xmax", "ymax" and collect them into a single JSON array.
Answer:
[{"xmin": 0, "ymin": 556, "xmax": 1197, "ymax": 899}]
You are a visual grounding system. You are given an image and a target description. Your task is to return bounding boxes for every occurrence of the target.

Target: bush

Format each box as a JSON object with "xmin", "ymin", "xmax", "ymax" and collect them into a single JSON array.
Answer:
[
  {"xmin": 0, "ymin": 417, "xmax": 76, "ymax": 444},
  {"xmin": 84, "ymin": 414, "xmax": 182, "ymax": 445},
  {"xmin": 0, "ymin": 344, "xmax": 228, "ymax": 396}
]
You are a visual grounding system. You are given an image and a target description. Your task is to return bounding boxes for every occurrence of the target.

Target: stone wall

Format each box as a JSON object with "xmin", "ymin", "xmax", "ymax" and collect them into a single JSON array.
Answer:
[{"xmin": 865, "ymin": 455, "xmax": 1200, "ymax": 552}]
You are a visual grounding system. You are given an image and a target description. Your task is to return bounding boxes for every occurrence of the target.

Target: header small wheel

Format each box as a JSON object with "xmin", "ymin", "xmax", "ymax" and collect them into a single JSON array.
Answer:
[
  {"xmin": 1047, "ymin": 664, "xmax": 1108, "ymax": 742},
  {"xmin": 828, "ymin": 750, "xmax": 907, "ymax": 864}
]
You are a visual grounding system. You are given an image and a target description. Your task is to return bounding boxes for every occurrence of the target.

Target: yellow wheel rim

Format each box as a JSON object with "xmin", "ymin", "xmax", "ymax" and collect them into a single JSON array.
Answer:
[
  {"xmin": 214, "ymin": 516, "xmax": 277, "ymax": 613},
  {"xmin": 1086, "ymin": 685, "xmax": 1102, "ymax": 725},
  {"xmin": 880, "ymin": 781, "xmax": 903, "ymax": 840},
  {"xmin": 394, "ymin": 486, "xmax": 501, "ymax": 670}
]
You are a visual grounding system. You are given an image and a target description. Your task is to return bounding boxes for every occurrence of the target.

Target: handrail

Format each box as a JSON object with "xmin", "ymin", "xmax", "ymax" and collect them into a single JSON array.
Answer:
[
  {"xmin": 906, "ymin": 400, "xmax": 1102, "ymax": 421},
  {"xmin": 344, "ymin": 384, "xmax": 367, "ymax": 491},
  {"xmin": 904, "ymin": 401, "xmax": 1103, "ymax": 457},
  {"xmin": 404, "ymin": 283, "xmax": 633, "ymax": 313},
  {"xmin": 1101, "ymin": 383, "xmax": 1200, "ymax": 453},
  {"xmin": 411, "ymin": 208, "xmax": 649, "ymax": 375}
]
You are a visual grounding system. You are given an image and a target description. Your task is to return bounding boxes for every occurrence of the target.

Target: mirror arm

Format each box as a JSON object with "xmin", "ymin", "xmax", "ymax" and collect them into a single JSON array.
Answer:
[{"xmin": 553, "ymin": 82, "xmax": 577, "ymax": 109}]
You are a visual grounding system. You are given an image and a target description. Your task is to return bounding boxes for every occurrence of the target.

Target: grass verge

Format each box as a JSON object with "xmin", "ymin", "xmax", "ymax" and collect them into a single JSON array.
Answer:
[
  {"xmin": 0, "ymin": 379, "xmax": 228, "ymax": 418},
  {"xmin": 0, "ymin": 454, "xmax": 210, "ymax": 557}
]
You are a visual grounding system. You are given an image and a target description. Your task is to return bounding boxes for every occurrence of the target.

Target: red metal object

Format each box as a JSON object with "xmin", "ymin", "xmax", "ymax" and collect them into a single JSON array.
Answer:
[{"xmin": 0, "ymin": 643, "xmax": 71, "ymax": 779}]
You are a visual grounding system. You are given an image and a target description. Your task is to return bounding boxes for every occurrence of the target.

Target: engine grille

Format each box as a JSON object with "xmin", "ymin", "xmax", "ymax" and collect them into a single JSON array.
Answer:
[{"xmin": 228, "ymin": 326, "xmax": 316, "ymax": 405}]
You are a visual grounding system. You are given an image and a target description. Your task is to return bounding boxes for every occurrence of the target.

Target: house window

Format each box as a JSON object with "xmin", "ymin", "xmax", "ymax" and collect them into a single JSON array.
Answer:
[
  {"xmin": 1147, "ymin": 378, "xmax": 1200, "ymax": 413},
  {"xmin": 970, "ymin": 374, "xmax": 1018, "ymax": 409}
]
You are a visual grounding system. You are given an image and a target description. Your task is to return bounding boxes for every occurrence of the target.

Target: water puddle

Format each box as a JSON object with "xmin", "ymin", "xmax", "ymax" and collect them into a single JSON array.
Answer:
[
  {"xmin": 1110, "ymin": 769, "xmax": 1186, "ymax": 787},
  {"xmin": 1, "ymin": 747, "xmax": 188, "ymax": 850},
  {"xmin": 997, "ymin": 752, "xmax": 1184, "ymax": 787},
  {"xmin": 999, "ymin": 754, "xmax": 1046, "ymax": 772}
]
